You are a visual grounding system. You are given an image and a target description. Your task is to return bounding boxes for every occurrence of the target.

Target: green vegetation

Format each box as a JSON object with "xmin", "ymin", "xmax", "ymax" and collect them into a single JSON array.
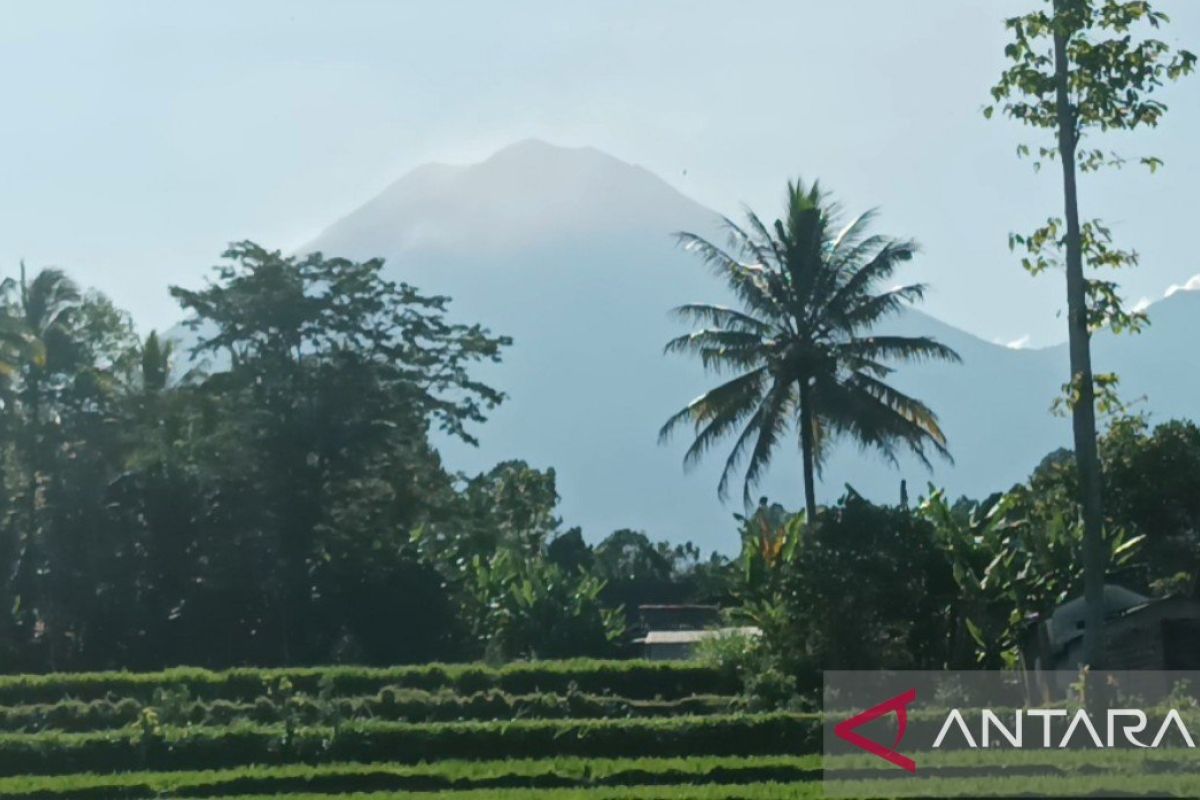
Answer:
[
  {"xmin": 0, "ymin": 6, "xmax": 1194, "ymax": 691},
  {"xmin": 50, "ymin": 787, "xmax": 825, "ymax": 800},
  {"xmin": 661, "ymin": 180, "xmax": 959, "ymax": 520},
  {"xmin": 0, "ymin": 714, "xmax": 819, "ymax": 775},
  {"xmin": 0, "ymin": 756, "xmax": 820, "ymax": 798},
  {"xmin": 0, "ymin": 246, "xmax": 728, "ymax": 674},
  {"xmin": 0, "ymin": 661, "xmax": 733, "ymax": 705},
  {"xmin": 5, "ymin": 661, "xmax": 1200, "ymax": 798},
  {"xmin": 0, "ymin": 2, "xmax": 1197, "ymax": 798},
  {"xmin": 987, "ymin": 0, "xmax": 1196, "ymax": 667},
  {"xmin": 0, "ymin": 663, "xmax": 824, "ymax": 798},
  {"xmin": 0, "ymin": 690, "xmax": 734, "ymax": 733}
]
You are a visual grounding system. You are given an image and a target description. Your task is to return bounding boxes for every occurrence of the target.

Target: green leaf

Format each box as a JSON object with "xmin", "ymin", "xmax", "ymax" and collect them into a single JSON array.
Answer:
[{"xmin": 965, "ymin": 618, "xmax": 987, "ymax": 648}]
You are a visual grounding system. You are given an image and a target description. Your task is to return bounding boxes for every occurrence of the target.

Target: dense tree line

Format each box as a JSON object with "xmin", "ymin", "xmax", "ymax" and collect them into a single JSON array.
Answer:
[
  {"xmin": 2, "ymin": 240, "xmax": 1197, "ymax": 682},
  {"xmin": 711, "ymin": 414, "xmax": 1200, "ymax": 704},
  {"xmin": 0, "ymin": 244, "xmax": 724, "ymax": 673}
]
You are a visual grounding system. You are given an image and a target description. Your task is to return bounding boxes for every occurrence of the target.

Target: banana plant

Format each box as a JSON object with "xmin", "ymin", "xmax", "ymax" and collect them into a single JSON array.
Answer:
[{"xmin": 920, "ymin": 486, "xmax": 1144, "ymax": 667}]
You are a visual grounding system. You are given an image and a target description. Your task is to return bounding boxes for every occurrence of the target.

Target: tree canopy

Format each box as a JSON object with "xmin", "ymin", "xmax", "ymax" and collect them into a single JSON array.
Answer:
[{"xmin": 660, "ymin": 179, "xmax": 959, "ymax": 519}]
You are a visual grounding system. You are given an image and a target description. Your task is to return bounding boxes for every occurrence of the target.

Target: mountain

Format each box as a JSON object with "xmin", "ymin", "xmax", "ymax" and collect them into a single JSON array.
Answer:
[{"xmin": 304, "ymin": 140, "xmax": 1200, "ymax": 554}]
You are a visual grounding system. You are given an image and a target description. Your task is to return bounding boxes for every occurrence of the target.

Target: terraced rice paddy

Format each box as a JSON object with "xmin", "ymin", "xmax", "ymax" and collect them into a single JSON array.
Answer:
[
  {"xmin": 0, "ymin": 661, "xmax": 1194, "ymax": 798},
  {"xmin": 0, "ymin": 661, "xmax": 825, "ymax": 799}
]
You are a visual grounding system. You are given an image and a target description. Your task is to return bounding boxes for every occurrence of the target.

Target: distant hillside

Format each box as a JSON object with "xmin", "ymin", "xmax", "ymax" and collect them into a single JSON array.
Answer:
[{"xmin": 302, "ymin": 140, "xmax": 1200, "ymax": 553}]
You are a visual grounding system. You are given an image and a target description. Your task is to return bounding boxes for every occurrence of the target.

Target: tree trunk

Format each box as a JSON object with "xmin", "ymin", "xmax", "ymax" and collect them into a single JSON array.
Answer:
[
  {"xmin": 798, "ymin": 379, "xmax": 818, "ymax": 522},
  {"xmin": 1054, "ymin": 11, "xmax": 1107, "ymax": 670}
]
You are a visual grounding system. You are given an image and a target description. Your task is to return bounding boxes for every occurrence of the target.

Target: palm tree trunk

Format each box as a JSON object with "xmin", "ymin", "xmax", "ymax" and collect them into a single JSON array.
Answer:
[
  {"xmin": 798, "ymin": 380, "xmax": 818, "ymax": 522},
  {"xmin": 1054, "ymin": 11, "xmax": 1106, "ymax": 670}
]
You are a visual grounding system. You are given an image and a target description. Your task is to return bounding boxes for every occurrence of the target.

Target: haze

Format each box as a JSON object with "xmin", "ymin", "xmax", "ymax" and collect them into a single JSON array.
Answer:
[{"xmin": 2, "ymin": 0, "xmax": 1197, "ymax": 349}]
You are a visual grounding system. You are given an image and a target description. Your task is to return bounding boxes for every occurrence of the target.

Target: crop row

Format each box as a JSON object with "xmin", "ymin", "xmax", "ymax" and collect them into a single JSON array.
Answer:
[
  {"xmin": 0, "ymin": 713, "xmax": 819, "ymax": 776},
  {"xmin": 0, "ymin": 660, "xmax": 734, "ymax": 704},
  {"xmin": 0, "ymin": 689, "xmax": 734, "ymax": 734},
  {"xmin": 26, "ymin": 776, "xmax": 1200, "ymax": 800},
  {"xmin": 0, "ymin": 756, "xmax": 821, "ymax": 799},
  {"xmin": 65, "ymin": 786, "xmax": 828, "ymax": 800}
]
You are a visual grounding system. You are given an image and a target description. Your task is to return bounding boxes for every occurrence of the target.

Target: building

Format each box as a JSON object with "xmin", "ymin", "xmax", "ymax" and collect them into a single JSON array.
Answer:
[
  {"xmin": 638, "ymin": 627, "xmax": 762, "ymax": 661},
  {"xmin": 1021, "ymin": 585, "xmax": 1200, "ymax": 701},
  {"xmin": 632, "ymin": 604, "xmax": 759, "ymax": 660}
]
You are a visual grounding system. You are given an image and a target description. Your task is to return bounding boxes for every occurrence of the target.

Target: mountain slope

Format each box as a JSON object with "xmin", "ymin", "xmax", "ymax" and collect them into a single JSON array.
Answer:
[{"xmin": 304, "ymin": 140, "xmax": 1200, "ymax": 553}]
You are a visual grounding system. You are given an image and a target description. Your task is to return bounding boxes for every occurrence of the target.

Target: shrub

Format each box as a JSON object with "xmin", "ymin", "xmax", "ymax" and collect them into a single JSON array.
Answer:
[
  {"xmin": 0, "ymin": 661, "xmax": 735, "ymax": 705},
  {"xmin": 0, "ymin": 713, "xmax": 819, "ymax": 775}
]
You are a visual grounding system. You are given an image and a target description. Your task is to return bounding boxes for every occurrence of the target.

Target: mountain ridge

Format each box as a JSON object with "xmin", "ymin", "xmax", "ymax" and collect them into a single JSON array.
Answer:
[{"xmin": 298, "ymin": 139, "xmax": 1200, "ymax": 553}]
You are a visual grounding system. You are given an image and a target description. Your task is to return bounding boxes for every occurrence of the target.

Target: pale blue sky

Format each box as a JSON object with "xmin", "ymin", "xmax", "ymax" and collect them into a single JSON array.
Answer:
[{"xmin": 1, "ymin": 1, "xmax": 1197, "ymax": 346}]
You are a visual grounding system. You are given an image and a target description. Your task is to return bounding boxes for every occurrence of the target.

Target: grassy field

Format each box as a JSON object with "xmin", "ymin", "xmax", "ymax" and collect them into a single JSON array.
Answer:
[
  {"xmin": 0, "ymin": 661, "xmax": 1194, "ymax": 798},
  {"xmin": 0, "ymin": 661, "xmax": 824, "ymax": 800}
]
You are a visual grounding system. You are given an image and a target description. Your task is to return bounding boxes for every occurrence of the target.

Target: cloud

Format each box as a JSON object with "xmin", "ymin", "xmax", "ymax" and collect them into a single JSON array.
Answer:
[
  {"xmin": 1165, "ymin": 274, "xmax": 1200, "ymax": 298},
  {"xmin": 1005, "ymin": 334, "xmax": 1031, "ymax": 350}
]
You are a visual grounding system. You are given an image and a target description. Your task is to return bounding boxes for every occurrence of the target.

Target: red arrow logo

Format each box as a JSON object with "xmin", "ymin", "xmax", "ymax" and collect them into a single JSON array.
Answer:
[{"xmin": 833, "ymin": 688, "xmax": 917, "ymax": 773}]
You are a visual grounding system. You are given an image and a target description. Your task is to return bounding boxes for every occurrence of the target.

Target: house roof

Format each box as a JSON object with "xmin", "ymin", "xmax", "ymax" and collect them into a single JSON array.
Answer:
[
  {"xmin": 638, "ymin": 626, "xmax": 760, "ymax": 645},
  {"xmin": 1047, "ymin": 584, "xmax": 1150, "ymax": 649}
]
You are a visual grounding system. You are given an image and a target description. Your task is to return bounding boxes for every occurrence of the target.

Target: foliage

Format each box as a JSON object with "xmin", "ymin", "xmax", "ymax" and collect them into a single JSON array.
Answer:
[
  {"xmin": 660, "ymin": 179, "xmax": 959, "ymax": 518},
  {"xmin": 416, "ymin": 461, "xmax": 625, "ymax": 661},
  {"xmin": 0, "ymin": 758, "xmax": 823, "ymax": 800},
  {"xmin": 0, "ymin": 248, "xmax": 730, "ymax": 672},
  {"xmin": 918, "ymin": 486, "xmax": 1143, "ymax": 667},
  {"xmin": 0, "ymin": 713, "xmax": 819, "ymax": 775},
  {"xmin": 590, "ymin": 530, "xmax": 733, "ymax": 621},
  {"xmin": 707, "ymin": 494, "xmax": 962, "ymax": 707},
  {"xmin": 0, "ymin": 660, "xmax": 736, "ymax": 705},
  {"xmin": 1025, "ymin": 415, "xmax": 1200, "ymax": 598},
  {"xmin": 0, "ymin": 689, "xmax": 733, "ymax": 733},
  {"xmin": 716, "ymin": 418, "xmax": 1194, "ymax": 682},
  {"xmin": 694, "ymin": 630, "xmax": 795, "ymax": 713},
  {"xmin": 985, "ymin": 0, "xmax": 1194, "ymax": 671},
  {"xmin": 986, "ymin": 0, "xmax": 1195, "ymax": 338}
]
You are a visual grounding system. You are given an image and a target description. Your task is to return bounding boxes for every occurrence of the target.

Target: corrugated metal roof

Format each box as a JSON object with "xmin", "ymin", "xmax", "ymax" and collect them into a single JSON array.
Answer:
[{"xmin": 639, "ymin": 626, "xmax": 760, "ymax": 645}]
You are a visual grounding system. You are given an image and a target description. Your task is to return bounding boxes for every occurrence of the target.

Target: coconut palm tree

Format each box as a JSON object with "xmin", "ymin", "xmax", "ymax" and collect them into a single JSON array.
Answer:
[
  {"xmin": 0, "ymin": 264, "xmax": 81, "ymax": 419},
  {"xmin": 0, "ymin": 315, "xmax": 42, "ymax": 383},
  {"xmin": 1, "ymin": 264, "xmax": 80, "ymax": 376},
  {"xmin": 0, "ymin": 264, "xmax": 82, "ymax": 668},
  {"xmin": 659, "ymin": 179, "xmax": 960, "ymax": 521}
]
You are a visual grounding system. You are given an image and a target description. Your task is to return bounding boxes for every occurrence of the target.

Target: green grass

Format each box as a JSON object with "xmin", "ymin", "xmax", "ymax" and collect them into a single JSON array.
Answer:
[
  {"xmin": 186, "ymin": 786, "xmax": 824, "ymax": 800},
  {"xmin": 0, "ymin": 756, "xmax": 822, "ymax": 798},
  {"xmin": 824, "ymin": 745, "xmax": 1200, "ymax": 772},
  {"xmin": 7, "ymin": 748, "xmax": 1193, "ymax": 799},
  {"xmin": 0, "ymin": 690, "xmax": 736, "ymax": 733},
  {"xmin": 822, "ymin": 747, "xmax": 1200, "ymax": 798},
  {"xmin": 0, "ymin": 660, "xmax": 735, "ymax": 705},
  {"xmin": 0, "ymin": 712, "xmax": 820, "ymax": 775},
  {"xmin": 3, "ymin": 660, "xmax": 1194, "ymax": 798},
  {"xmin": 827, "ymin": 773, "xmax": 1200, "ymax": 798}
]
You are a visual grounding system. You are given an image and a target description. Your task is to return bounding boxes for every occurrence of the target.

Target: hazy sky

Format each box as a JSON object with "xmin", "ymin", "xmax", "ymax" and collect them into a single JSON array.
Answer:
[{"xmin": 2, "ymin": 1, "xmax": 1197, "ymax": 346}]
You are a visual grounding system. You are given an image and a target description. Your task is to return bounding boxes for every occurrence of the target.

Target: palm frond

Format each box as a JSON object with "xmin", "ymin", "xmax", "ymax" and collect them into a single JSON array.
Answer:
[
  {"xmin": 668, "ymin": 304, "xmax": 770, "ymax": 334},
  {"xmin": 658, "ymin": 367, "xmax": 768, "ymax": 446},
  {"xmin": 738, "ymin": 377, "xmax": 796, "ymax": 507},
  {"xmin": 683, "ymin": 377, "xmax": 774, "ymax": 479},
  {"xmin": 839, "ymin": 335, "xmax": 962, "ymax": 366},
  {"xmin": 837, "ymin": 283, "xmax": 928, "ymax": 329},
  {"xmin": 824, "ymin": 242, "xmax": 920, "ymax": 323},
  {"xmin": 820, "ymin": 371, "xmax": 952, "ymax": 468},
  {"xmin": 674, "ymin": 231, "xmax": 785, "ymax": 322},
  {"xmin": 828, "ymin": 208, "xmax": 880, "ymax": 256},
  {"xmin": 740, "ymin": 210, "xmax": 787, "ymax": 269},
  {"xmin": 663, "ymin": 329, "xmax": 768, "ymax": 372},
  {"xmin": 23, "ymin": 267, "xmax": 81, "ymax": 335}
]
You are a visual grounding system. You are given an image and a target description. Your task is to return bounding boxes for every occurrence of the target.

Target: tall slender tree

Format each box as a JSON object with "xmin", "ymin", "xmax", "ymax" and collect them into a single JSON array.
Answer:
[
  {"xmin": 987, "ymin": 0, "xmax": 1195, "ymax": 668},
  {"xmin": 660, "ymin": 180, "xmax": 960, "ymax": 521}
]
